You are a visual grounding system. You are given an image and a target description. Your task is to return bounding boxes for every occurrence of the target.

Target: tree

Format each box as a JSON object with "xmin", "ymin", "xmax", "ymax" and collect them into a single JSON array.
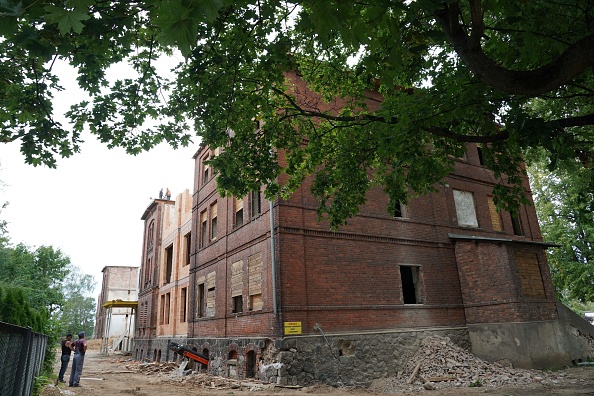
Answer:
[
  {"xmin": 527, "ymin": 149, "xmax": 594, "ymax": 303},
  {"xmin": 2, "ymin": 1, "xmax": 594, "ymax": 226},
  {"xmin": 56, "ymin": 267, "xmax": 97, "ymax": 337}
]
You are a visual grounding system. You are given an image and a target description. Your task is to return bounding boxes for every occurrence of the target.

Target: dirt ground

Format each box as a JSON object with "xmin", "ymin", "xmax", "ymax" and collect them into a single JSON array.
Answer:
[{"xmin": 41, "ymin": 347, "xmax": 594, "ymax": 396}]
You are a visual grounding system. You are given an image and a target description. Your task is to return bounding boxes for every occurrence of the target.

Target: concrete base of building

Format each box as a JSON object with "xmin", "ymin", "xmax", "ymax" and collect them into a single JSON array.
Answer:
[{"xmin": 468, "ymin": 319, "xmax": 593, "ymax": 369}]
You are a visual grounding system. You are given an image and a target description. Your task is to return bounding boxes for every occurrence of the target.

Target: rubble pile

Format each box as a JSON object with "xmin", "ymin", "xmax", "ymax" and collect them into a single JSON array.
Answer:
[
  {"xmin": 124, "ymin": 361, "xmax": 180, "ymax": 375},
  {"xmin": 372, "ymin": 335, "xmax": 567, "ymax": 392},
  {"xmin": 165, "ymin": 372, "xmax": 274, "ymax": 391}
]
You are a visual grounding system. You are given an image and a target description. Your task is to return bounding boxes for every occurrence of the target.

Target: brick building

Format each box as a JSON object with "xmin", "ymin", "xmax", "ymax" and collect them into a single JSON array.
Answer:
[
  {"xmin": 135, "ymin": 189, "xmax": 192, "ymax": 361},
  {"xmin": 134, "ymin": 73, "xmax": 592, "ymax": 383},
  {"xmin": 94, "ymin": 266, "xmax": 139, "ymax": 352}
]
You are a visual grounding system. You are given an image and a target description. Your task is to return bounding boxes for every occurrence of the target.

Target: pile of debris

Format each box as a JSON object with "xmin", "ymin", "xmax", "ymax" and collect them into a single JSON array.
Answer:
[
  {"xmin": 123, "ymin": 361, "xmax": 180, "ymax": 376},
  {"xmin": 371, "ymin": 335, "xmax": 567, "ymax": 392},
  {"xmin": 165, "ymin": 372, "xmax": 275, "ymax": 391}
]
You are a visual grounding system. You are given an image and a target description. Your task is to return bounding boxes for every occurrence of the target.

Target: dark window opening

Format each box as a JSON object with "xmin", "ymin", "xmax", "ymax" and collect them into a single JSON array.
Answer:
[
  {"xmin": 197, "ymin": 284, "xmax": 205, "ymax": 318},
  {"xmin": 211, "ymin": 216, "xmax": 217, "ymax": 239},
  {"xmin": 246, "ymin": 350, "xmax": 257, "ymax": 378},
  {"xmin": 165, "ymin": 245, "xmax": 173, "ymax": 284},
  {"xmin": 400, "ymin": 266, "xmax": 420, "ymax": 304},
  {"xmin": 181, "ymin": 287, "xmax": 187, "ymax": 323},
  {"xmin": 201, "ymin": 219, "xmax": 208, "ymax": 247},
  {"xmin": 235, "ymin": 208, "xmax": 243, "ymax": 227},
  {"xmin": 511, "ymin": 213, "xmax": 523, "ymax": 235},
  {"xmin": 477, "ymin": 144, "xmax": 486, "ymax": 165},
  {"xmin": 232, "ymin": 295, "xmax": 243, "ymax": 313},
  {"xmin": 184, "ymin": 232, "xmax": 191, "ymax": 266},
  {"xmin": 251, "ymin": 190, "xmax": 261, "ymax": 216}
]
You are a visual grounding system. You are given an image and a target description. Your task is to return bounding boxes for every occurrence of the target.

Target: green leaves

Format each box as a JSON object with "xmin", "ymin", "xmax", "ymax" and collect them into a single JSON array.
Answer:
[{"xmin": 44, "ymin": 5, "xmax": 90, "ymax": 34}]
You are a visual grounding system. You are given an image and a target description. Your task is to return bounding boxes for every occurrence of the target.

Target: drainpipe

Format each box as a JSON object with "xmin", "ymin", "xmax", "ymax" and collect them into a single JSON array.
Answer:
[{"xmin": 269, "ymin": 199, "xmax": 278, "ymax": 316}]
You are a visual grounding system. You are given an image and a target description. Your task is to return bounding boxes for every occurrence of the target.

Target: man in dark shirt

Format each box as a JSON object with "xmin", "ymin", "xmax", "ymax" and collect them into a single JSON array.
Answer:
[
  {"xmin": 57, "ymin": 334, "xmax": 72, "ymax": 383},
  {"xmin": 69, "ymin": 331, "xmax": 87, "ymax": 387}
]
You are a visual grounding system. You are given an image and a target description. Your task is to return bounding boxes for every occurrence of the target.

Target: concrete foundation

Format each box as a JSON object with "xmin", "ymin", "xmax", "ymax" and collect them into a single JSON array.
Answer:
[{"xmin": 468, "ymin": 319, "xmax": 593, "ymax": 369}]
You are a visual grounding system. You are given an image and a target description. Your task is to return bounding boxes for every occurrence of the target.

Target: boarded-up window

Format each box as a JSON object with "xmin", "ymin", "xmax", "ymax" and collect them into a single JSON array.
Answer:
[
  {"xmin": 453, "ymin": 190, "xmax": 478, "ymax": 228},
  {"xmin": 516, "ymin": 252, "xmax": 545, "ymax": 298},
  {"xmin": 248, "ymin": 253, "xmax": 263, "ymax": 311},
  {"xmin": 206, "ymin": 272, "xmax": 216, "ymax": 317},
  {"xmin": 235, "ymin": 198, "xmax": 244, "ymax": 227},
  {"xmin": 231, "ymin": 260, "xmax": 243, "ymax": 313},
  {"xmin": 211, "ymin": 202, "xmax": 218, "ymax": 240},
  {"xmin": 487, "ymin": 197, "xmax": 503, "ymax": 231}
]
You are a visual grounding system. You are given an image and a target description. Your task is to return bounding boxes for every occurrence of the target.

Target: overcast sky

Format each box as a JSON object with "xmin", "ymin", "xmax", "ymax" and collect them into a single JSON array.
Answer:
[{"xmin": 0, "ymin": 56, "xmax": 198, "ymax": 298}]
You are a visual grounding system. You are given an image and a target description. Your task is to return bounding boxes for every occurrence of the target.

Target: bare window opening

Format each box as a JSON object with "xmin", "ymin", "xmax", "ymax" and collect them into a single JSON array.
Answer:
[
  {"xmin": 211, "ymin": 202, "xmax": 218, "ymax": 240},
  {"xmin": 393, "ymin": 202, "xmax": 408, "ymax": 218},
  {"xmin": 232, "ymin": 295, "xmax": 243, "ymax": 313},
  {"xmin": 203, "ymin": 157, "xmax": 210, "ymax": 184},
  {"xmin": 197, "ymin": 283, "xmax": 205, "ymax": 318},
  {"xmin": 400, "ymin": 266, "xmax": 421, "ymax": 304},
  {"xmin": 200, "ymin": 210, "xmax": 208, "ymax": 247},
  {"xmin": 160, "ymin": 294, "xmax": 165, "ymax": 324},
  {"xmin": 165, "ymin": 245, "xmax": 173, "ymax": 284},
  {"xmin": 246, "ymin": 350, "xmax": 257, "ymax": 378},
  {"xmin": 477, "ymin": 144, "xmax": 486, "ymax": 165},
  {"xmin": 251, "ymin": 190, "xmax": 261, "ymax": 217},
  {"xmin": 180, "ymin": 287, "xmax": 187, "ymax": 323},
  {"xmin": 165, "ymin": 292, "xmax": 171, "ymax": 324},
  {"xmin": 234, "ymin": 198, "xmax": 244, "ymax": 227},
  {"xmin": 184, "ymin": 232, "xmax": 191, "ymax": 266},
  {"xmin": 511, "ymin": 213, "xmax": 523, "ymax": 236}
]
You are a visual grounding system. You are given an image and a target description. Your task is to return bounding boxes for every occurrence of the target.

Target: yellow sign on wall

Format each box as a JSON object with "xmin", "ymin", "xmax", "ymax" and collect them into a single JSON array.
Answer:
[{"xmin": 284, "ymin": 321, "xmax": 302, "ymax": 335}]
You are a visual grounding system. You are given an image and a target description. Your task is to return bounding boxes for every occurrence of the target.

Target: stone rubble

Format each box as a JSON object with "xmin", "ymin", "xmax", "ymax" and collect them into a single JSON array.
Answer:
[{"xmin": 370, "ymin": 335, "xmax": 572, "ymax": 393}]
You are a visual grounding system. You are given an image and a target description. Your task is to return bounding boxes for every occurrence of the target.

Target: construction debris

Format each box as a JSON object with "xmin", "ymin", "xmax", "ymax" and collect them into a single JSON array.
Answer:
[{"xmin": 371, "ymin": 335, "xmax": 576, "ymax": 392}]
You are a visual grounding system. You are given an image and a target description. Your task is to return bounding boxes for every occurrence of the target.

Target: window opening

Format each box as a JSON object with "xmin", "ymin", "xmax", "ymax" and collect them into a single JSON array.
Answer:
[
  {"xmin": 400, "ymin": 265, "xmax": 421, "ymax": 304},
  {"xmin": 165, "ymin": 245, "xmax": 173, "ymax": 284},
  {"xmin": 251, "ymin": 189, "xmax": 261, "ymax": 217},
  {"xmin": 211, "ymin": 202, "xmax": 218, "ymax": 240},
  {"xmin": 197, "ymin": 283, "xmax": 205, "ymax": 318},
  {"xmin": 511, "ymin": 213, "xmax": 523, "ymax": 235},
  {"xmin": 180, "ymin": 287, "xmax": 187, "ymax": 323},
  {"xmin": 234, "ymin": 197, "xmax": 244, "ymax": 227}
]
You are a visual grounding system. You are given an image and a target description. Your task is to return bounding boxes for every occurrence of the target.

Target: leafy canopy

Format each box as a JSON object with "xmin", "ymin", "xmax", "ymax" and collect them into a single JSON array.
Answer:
[{"xmin": 2, "ymin": 1, "xmax": 594, "ymax": 226}]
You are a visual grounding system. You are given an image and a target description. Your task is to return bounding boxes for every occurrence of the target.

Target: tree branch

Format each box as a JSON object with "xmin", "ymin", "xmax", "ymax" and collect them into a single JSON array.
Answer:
[{"xmin": 434, "ymin": 2, "xmax": 594, "ymax": 96}]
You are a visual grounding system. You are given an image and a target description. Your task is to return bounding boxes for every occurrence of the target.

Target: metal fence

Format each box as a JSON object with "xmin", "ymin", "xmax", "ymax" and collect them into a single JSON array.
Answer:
[{"xmin": 0, "ymin": 321, "xmax": 48, "ymax": 396}]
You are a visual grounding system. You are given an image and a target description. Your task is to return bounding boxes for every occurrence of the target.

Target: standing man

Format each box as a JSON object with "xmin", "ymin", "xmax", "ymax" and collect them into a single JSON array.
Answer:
[
  {"xmin": 57, "ymin": 333, "xmax": 72, "ymax": 383},
  {"xmin": 69, "ymin": 331, "xmax": 87, "ymax": 387}
]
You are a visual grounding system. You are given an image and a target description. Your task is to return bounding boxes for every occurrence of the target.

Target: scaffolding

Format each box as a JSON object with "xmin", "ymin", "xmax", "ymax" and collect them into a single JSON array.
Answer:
[{"xmin": 100, "ymin": 300, "xmax": 138, "ymax": 355}]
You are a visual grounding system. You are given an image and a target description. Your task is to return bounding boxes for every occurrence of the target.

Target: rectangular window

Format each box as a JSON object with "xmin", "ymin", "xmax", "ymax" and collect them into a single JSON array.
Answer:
[
  {"xmin": 184, "ymin": 232, "xmax": 191, "ymax": 266},
  {"xmin": 234, "ymin": 197, "xmax": 244, "ymax": 227},
  {"xmin": 453, "ymin": 190, "xmax": 479, "ymax": 228},
  {"xmin": 232, "ymin": 295, "xmax": 243, "ymax": 313},
  {"xmin": 248, "ymin": 252, "xmax": 263, "ymax": 311},
  {"xmin": 200, "ymin": 210, "xmax": 208, "ymax": 247},
  {"xmin": 197, "ymin": 283, "xmax": 205, "ymax": 318},
  {"xmin": 160, "ymin": 294, "xmax": 165, "ymax": 324},
  {"xmin": 487, "ymin": 197, "xmax": 503, "ymax": 231},
  {"xmin": 165, "ymin": 292, "xmax": 171, "ymax": 324},
  {"xmin": 180, "ymin": 287, "xmax": 187, "ymax": 322},
  {"xmin": 231, "ymin": 260, "xmax": 243, "ymax": 313},
  {"xmin": 251, "ymin": 189, "xmax": 261, "ymax": 217},
  {"xmin": 164, "ymin": 245, "xmax": 173, "ymax": 284},
  {"xmin": 210, "ymin": 202, "xmax": 218, "ymax": 240},
  {"xmin": 203, "ymin": 156, "xmax": 210, "ymax": 184},
  {"xmin": 511, "ymin": 212, "xmax": 523, "ymax": 236},
  {"xmin": 393, "ymin": 202, "xmax": 408, "ymax": 218},
  {"xmin": 400, "ymin": 265, "xmax": 421, "ymax": 304},
  {"xmin": 477, "ymin": 144, "xmax": 486, "ymax": 165}
]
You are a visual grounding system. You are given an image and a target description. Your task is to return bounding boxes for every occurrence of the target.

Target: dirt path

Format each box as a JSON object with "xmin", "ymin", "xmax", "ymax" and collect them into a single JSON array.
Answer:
[{"xmin": 41, "ymin": 349, "xmax": 594, "ymax": 396}]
